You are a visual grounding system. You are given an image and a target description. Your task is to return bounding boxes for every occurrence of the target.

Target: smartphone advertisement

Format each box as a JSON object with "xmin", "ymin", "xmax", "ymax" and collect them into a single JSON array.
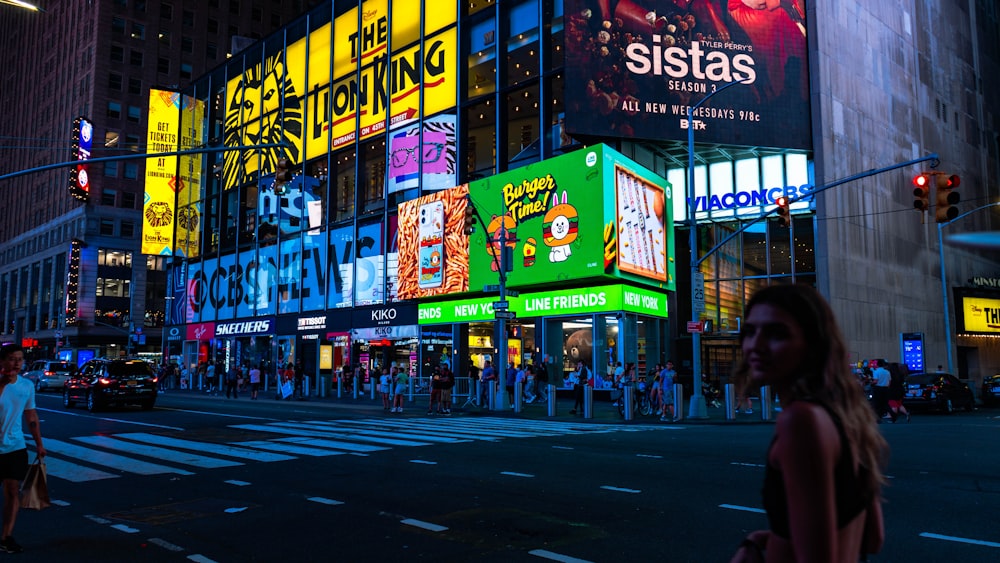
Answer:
[{"xmin": 396, "ymin": 185, "xmax": 471, "ymax": 299}]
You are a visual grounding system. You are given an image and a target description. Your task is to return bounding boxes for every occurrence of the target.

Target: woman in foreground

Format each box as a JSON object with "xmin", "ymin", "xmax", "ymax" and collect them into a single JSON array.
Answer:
[{"xmin": 731, "ymin": 285, "xmax": 887, "ymax": 563}]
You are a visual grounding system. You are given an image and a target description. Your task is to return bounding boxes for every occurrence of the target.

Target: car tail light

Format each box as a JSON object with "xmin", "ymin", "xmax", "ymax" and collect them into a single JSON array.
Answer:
[
  {"xmin": 98, "ymin": 377, "xmax": 111, "ymax": 385},
  {"xmin": 151, "ymin": 376, "xmax": 158, "ymax": 383},
  {"xmin": 44, "ymin": 371, "xmax": 53, "ymax": 376}
]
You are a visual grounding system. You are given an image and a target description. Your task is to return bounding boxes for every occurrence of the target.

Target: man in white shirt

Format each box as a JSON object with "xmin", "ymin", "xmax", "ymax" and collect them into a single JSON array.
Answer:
[
  {"xmin": 0, "ymin": 345, "xmax": 45, "ymax": 554},
  {"xmin": 871, "ymin": 360, "xmax": 894, "ymax": 422}
]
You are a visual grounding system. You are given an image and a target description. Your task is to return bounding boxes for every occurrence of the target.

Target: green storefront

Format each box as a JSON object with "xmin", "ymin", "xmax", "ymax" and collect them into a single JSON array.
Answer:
[{"xmin": 397, "ymin": 144, "xmax": 676, "ymax": 386}]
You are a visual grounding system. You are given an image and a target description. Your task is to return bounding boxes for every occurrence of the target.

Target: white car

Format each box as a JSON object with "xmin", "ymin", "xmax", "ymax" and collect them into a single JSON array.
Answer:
[{"xmin": 25, "ymin": 360, "xmax": 76, "ymax": 392}]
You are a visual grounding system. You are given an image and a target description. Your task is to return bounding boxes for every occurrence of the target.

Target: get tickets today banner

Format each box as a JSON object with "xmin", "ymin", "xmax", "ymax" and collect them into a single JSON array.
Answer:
[
  {"xmin": 142, "ymin": 89, "xmax": 181, "ymax": 256},
  {"xmin": 564, "ymin": 0, "xmax": 810, "ymax": 149},
  {"xmin": 396, "ymin": 144, "xmax": 675, "ymax": 299}
]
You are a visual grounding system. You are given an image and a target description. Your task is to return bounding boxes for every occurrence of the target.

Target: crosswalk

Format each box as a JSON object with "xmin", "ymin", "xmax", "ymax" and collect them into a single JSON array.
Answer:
[{"xmin": 35, "ymin": 418, "xmax": 670, "ymax": 484}]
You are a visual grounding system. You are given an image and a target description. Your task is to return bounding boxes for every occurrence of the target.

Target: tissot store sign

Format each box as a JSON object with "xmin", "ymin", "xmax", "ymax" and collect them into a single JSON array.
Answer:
[
  {"xmin": 564, "ymin": 0, "xmax": 811, "ymax": 149},
  {"xmin": 215, "ymin": 318, "xmax": 274, "ymax": 337},
  {"xmin": 352, "ymin": 303, "xmax": 418, "ymax": 328}
]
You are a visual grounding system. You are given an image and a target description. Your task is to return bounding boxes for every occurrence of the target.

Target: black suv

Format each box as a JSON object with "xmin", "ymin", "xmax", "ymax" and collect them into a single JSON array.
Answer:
[{"xmin": 63, "ymin": 359, "xmax": 158, "ymax": 412}]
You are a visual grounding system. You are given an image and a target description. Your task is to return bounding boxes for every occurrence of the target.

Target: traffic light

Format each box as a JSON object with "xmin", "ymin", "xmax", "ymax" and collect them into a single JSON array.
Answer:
[
  {"xmin": 775, "ymin": 196, "xmax": 791, "ymax": 227},
  {"xmin": 912, "ymin": 173, "xmax": 931, "ymax": 212},
  {"xmin": 463, "ymin": 196, "xmax": 477, "ymax": 235},
  {"xmin": 934, "ymin": 173, "xmax": 960, "ymax": 223},
  {"xmin": 274, "ymin": 158, "xmax": 293, "ymax": 194}
]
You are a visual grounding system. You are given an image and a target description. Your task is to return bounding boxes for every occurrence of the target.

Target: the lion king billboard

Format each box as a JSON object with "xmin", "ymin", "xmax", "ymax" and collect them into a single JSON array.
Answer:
[{"xmin": 564, "ymin": 0, "xmax": 810, "ymax": 150}]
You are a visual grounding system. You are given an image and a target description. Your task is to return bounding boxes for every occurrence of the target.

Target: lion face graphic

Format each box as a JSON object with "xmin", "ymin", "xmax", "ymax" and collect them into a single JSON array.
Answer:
[
  {"xmin": 177, "ymin": 206, "xmax": 200, "ymax": 231},
  {"xmin": 223, "ymin": 52, "xmax": 303, "ymax": 191},
  {"xmin": 145, "ymin": 202, "xmax": 174, "ymax": 228}
]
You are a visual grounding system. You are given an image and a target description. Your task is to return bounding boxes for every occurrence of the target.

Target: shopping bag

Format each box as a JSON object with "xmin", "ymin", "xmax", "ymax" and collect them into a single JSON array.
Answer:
[
  {"xmin": 280, "ymin": 380, "xmax": 294, "ymax": 399},
  {"xmin": 20, "ymin": 457, "xmax": 50, "ymax": 510}
]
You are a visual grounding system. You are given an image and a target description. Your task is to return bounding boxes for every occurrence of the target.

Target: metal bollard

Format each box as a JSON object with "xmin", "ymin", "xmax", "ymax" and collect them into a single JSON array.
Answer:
[
  {"xmin": 624, "ymin": 385, "xmax": 634, "ymax": 421},
  {"xmin": 547, "ymin": 384, "xmax": 556, "ymax": 416},
  {"xmin": 408, "ymin": 376, "xmax": 415, "ymax": 402},
  {"xmin": 514, "ymin": 380, "xmax": 523, "ymax": 413},
  {"xmin": 304, "ymin": 376, "xmax": 311, "ymax": 398},
  {"xmin": 370, "ymin": 378, "xmax": 376, "ymax": 400},
  {"xmin": 352, "ymin": 378, "xmax": 359, "ymax": 400},
  {"xmin": 724, "ymin": 383, "xmax": 737, "ymax": 420},
  {"xmin": 320, "ymin": 377, "xmax": 326, "ymax": 398},
  {"xmin": 673, "ymin": 382, "xmax": 684, "ymax": 422},
  {"xmin": 489, "ymin": 380, "xmax": 497, "ymax": 411},
  {"xmin": 475, "ymin": 379, "xmax": 482, "ymax": 407},
  {"xmin": 760, "ymin": 385, "xmax": 773, "ymax": 421},
  {"xmin": 584, "ymin": 385, "xmax": 593, "ymax": 419},
  {"xmin": 337, "ymin": 376, "xmax": 342, "ymax": 398}
]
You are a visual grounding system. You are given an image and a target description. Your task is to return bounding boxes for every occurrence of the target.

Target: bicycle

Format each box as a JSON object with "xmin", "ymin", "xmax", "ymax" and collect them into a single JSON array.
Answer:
[{"xmin": 614, "ymin": 384, "xmax": 653, "ymax": 417}]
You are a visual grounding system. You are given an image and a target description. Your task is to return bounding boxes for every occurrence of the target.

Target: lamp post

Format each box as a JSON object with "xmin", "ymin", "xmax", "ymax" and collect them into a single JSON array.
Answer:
[
  {"xmin": 687, "ymin": 78, "xmax": 751, "ymax": 419},
  {"xmin": 937, "ymin": 202, "xmax": 1000, "ymax": 374}
]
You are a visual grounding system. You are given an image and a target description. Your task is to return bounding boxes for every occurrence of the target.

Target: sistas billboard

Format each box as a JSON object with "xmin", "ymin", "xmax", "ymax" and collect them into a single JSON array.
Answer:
[{"xmin": 564, "ymin": 0, "xmax": 810, "ymax": 149}]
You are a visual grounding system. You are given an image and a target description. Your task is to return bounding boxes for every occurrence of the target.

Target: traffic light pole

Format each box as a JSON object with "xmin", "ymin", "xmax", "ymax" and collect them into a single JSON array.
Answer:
[
  {"xmin": 937, "ymin": 202, "xmax": 1000, "ymax": 374},
  {"xmin": 687, "ymin": 152, "xmax": 940, "ymax": 418}
]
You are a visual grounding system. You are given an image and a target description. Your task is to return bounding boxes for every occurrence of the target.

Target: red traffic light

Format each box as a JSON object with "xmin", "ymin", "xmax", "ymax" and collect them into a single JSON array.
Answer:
[
  {"xmin": 913, "ymin": 173, "xmax": 929, "ymax": 187},
  {"xmin": 775, "ymin": 196, "xmax": 791, "ymax": 227},
  {"xmin": 934, "ymin": 173, "xmax": 960, "ymax": 223},
  {"xmin": 912, "ymin": 173, "xmax": 931, "ymax": 212}
]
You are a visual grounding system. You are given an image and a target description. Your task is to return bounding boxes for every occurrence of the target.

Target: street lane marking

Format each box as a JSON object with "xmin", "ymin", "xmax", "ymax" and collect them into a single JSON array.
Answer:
[
  {"xmin": 36, "ymin": 408, "xmax": 184, "ymax": 431},
  {"xmin": 308, "ymin": 497, "xmax": 344, "ymax": 506},
  {"xmin": 155, "ymin": 407, "xmax": 277, "ymax": 421},
  {"xmin": 410, "ymin": 460, "xmax": 437, "ymax": 465},
  {"xmin": 149, "ymin": 538, "xmax": 184, "ymax": 552},
  {"xmin": 529, "ymin": 549, "xmax": 594, "ymax": 562},
  {"xmin": 233, "ymin": 440, "xmax": 347, "ymax": 457},
  {"xmin": 44, "ymin": 438, "xmax": 193, "ymax": 476},
  {"xmin": 117, "ymin": 433, "xmax": 295, "ymax": 462},
  {"xmin": 45, "ymin": 456, "xmax": 119, "ymax": 482},
  {"xmin": 636, "ymin": 454, "xmax": 663, "ymax": 459},
  {"xmin": 52, "ymin": 499, "xmax": 70, "ymax": 506},
  {"xmin": 298, "ymin": 421, "xmax": 471, "ymax": 443},
  {"xmin": 552, "ymin": 446, "xmax": 574, "ymax": 450},
  {"xmin": 277, "ymin": 437, "xmax": 388, "ymax": 453},
  {"xmin": 920, "ymin": 532, "xmax": 1000, "ymax": 548},
  {"xmin": 111, "ymin": 524, "xmax": 140, "ymax": 534},
  {"xmin": 401, "ymin": 518, "xmax": 448, "ymax": 532},
  {"xmin": 225, "ymin": 480, "xmax": 251, "ymax": 486},
  {"xmin": 500, "ymin": 471, "xmax": 534, "ymax": 478},
  {"xmin": 601, "ymin": 486, "xmax": 641, "ymax": 494},
  {"xmin": 188, "ymin": 555, "xmax": 219, "ymax": 563},
  {"xmin": 73, "ymin": 436, "xmax": 243, "ymax": 469},
  {"xmin": 720, "ymin": 504, "xmax": 767, "ymax": 514},
  {"xmin": 231, "ymin": 423, "xmax": 432, "ymax": 447},
  {"xmin": 731, "ymin": 462, "xmax": 766, "ymax": 468},
  {"xmin": 85, "ymin": 515, "xmax": 111, "ymax": 524}
]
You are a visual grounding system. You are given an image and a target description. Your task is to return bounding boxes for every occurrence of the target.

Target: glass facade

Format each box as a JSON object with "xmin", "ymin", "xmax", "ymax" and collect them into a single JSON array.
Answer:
[{"xmin": 160, "ymin": 0, "xmax": 814, "ymax": 385}]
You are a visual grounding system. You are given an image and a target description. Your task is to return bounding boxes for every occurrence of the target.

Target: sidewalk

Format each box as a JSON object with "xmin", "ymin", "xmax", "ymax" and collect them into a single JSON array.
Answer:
[{"xmin": 164, "ymin": 386, "xmax": 774, "ymax": 426}]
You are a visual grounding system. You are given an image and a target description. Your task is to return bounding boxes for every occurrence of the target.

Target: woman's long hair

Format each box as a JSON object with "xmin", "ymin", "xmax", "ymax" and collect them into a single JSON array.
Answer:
[{"xmin": 736, "ymin": 284, "xmax": 888, "ymax": 497}]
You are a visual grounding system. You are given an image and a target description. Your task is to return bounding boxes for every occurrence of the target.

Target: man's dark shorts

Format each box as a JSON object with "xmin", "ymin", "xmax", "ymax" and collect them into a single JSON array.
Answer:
[{"xmin": 0, "ymin": 449, "xmax": 29, "ymax": 481}]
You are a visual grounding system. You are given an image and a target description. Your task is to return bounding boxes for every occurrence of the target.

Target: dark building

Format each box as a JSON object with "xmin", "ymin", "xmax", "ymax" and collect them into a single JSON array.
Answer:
[{"xmin": 0, "ymin": 0, "xmax": 321, "ymax": 363}]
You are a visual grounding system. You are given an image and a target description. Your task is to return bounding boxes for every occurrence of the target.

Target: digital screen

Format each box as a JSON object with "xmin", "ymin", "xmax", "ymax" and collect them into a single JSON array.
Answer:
[{"xmin": 900, "ymin": 332, "xmax": 924, "ymax": 373}]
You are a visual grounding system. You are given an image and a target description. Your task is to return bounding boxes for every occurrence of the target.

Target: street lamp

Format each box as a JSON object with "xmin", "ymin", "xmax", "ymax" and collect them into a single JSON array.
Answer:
[
  {"xmin": 0, "ymin": 0, "xmax": 43, "ymax": 11},
  {"xmin": 937, "ymin": 202, "xmax": 1000, "ymax": 374},
  {"xmin": 687, "ymin": 78, "xmax": 752, "ymax": 419}
]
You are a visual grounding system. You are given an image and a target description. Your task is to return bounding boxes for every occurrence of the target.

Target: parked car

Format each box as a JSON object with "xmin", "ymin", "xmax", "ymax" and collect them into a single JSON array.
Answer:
[
  {"xmin": 63, "ymin": 358, "xmax": 158, "ymax": 412},
  {"xmin": 982, "ymin": 374, "xmax": 1000, "ymax": 407},
  {"xmin": 24, "ymin": 360, "xmax": 76, "ymax": 392},
  {"xmin": 902, "ymin": 372, "xmax": 975, "ymax": 413}
]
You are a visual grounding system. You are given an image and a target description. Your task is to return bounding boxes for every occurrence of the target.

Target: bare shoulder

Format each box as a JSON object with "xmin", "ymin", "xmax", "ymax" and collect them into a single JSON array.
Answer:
[{"xmin": 775, "ymin": 402, "xmax": 840, "ymax": 455}]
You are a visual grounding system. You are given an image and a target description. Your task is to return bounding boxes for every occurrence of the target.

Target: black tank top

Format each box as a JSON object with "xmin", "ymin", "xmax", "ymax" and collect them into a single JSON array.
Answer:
[{"xmin": 761, "ymin": 405, "xmax": 871, "ymax": 539}]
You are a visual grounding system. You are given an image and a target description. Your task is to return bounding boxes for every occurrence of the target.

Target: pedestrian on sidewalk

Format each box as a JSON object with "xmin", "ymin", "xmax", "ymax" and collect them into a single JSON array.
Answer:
[
  {"xmin": 871, "ymin": 360, "xmax": 893, "ymax": 422},
  {"xmin": 225, "ymin": 364, "xmax": 239, "ymax": 399},
  {"xmin": 569, "ymin": 361, "xmax": 587, "ymax": 415},
  {"xmin": 206, "ymin": 361, "xmax": 217, "ymax": 395},
  {"xmin": 428, "ymin": 366, "xmax": 444, "ymax": 415},
  {"xmin": 659, "ymin": 361, "xmax": 676, "ymax": 421},
  {"xmin": 391, "ymin": 367, "xmax": 409, "ymax": 413},
  {"xmin": 887, "ymin": 362, "xmax": 911, "ymax": 423},
  {"xmin": 440, "ymin": 367, "xmax": 455, "ymax": 414},
  {"xmin": 248, "ymin": 364, "xmax": 261, "ymax": 400},
  {"xmin": 535, "ymin": 355, "xmax": 551, "ymax": 403},
  {"xmin": 505, "ymin": 362, "xmax": 517, "ymax": 407},
  {"xmin": 730, "ymin": 284, "xmax": 886, "ymax": 563},
  {"xmin": 480, "ymin": 360, "xmax": 496, "ymax": 408},
  {"xmin": 379, "ymin": 367, "xmax": 392, "ymax": 411}
]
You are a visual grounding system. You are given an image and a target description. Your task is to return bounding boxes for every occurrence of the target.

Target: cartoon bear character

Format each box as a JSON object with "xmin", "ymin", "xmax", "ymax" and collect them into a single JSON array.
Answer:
[
  {"xmin": 542, "ymin": 191, "xmax": 579, "ymax": 263},
  {"xmin": 485, "ymin": 213, "xmax": 517, "ymax": 272},
  {"xmin": 565, "ymin": 329, "xmax": 592, "ymax": 365}
]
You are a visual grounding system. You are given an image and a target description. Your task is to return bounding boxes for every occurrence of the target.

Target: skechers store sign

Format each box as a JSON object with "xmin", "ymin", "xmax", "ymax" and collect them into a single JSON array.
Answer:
[
  {"xmin": 418, "ymin": 285, "xmax": 667, "ymax": 324},
  {"xmin": 215, "ymin": 319, "xmax": 274, "ymax": 337}
]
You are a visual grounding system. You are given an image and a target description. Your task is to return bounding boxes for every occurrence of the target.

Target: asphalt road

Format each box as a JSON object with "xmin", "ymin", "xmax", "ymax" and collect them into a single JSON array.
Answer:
[{"xmin": 15, "ymin": 390, "xmax": 1000, "ymax": 562}]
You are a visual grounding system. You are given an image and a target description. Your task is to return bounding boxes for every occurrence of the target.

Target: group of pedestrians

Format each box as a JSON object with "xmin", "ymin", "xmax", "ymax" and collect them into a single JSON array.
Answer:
[
  {"xmin": 474, "ymin": 356, "xmax": 555, "ymax": 409},
  {"xmin": 378, "ymin": 365, "xmax": 411, "ymax": 413},
  {"xmin": 869, "ymin": 360, "xmax": 911, "ymax": 423}
]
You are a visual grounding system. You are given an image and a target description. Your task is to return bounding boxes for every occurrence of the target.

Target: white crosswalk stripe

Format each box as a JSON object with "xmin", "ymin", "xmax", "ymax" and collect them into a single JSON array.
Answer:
[{"xmin": 38, "ymin": 418, "xmax": 671, "ymax": 483}]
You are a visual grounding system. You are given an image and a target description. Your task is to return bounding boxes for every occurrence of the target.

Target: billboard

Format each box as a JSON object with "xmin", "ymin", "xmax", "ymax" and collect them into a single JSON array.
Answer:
[
  {"xmin": 564, "ymin": 0, "xmax": 810, "ymax": 149},
  {"xmin": 176, "ymin": 95, "xmax": 206, "ymax": 258},
  {"xmin": 397, "ymin": 145, "xmax": 675, "ymax": 299},
  {"xmin": 68, "ymin": 117, "xmax": 92, "ymax": 202},
  {"xmin": 143, "ymin": 89, "xmax": 181, "ymax": 255},
  {"xmin": 223, "ymin": 0, "xmax": 458, "ymax": 190},
  {"xmin": 958, "ymin": 296, "xmax": 1000, "ymax": 335}
]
